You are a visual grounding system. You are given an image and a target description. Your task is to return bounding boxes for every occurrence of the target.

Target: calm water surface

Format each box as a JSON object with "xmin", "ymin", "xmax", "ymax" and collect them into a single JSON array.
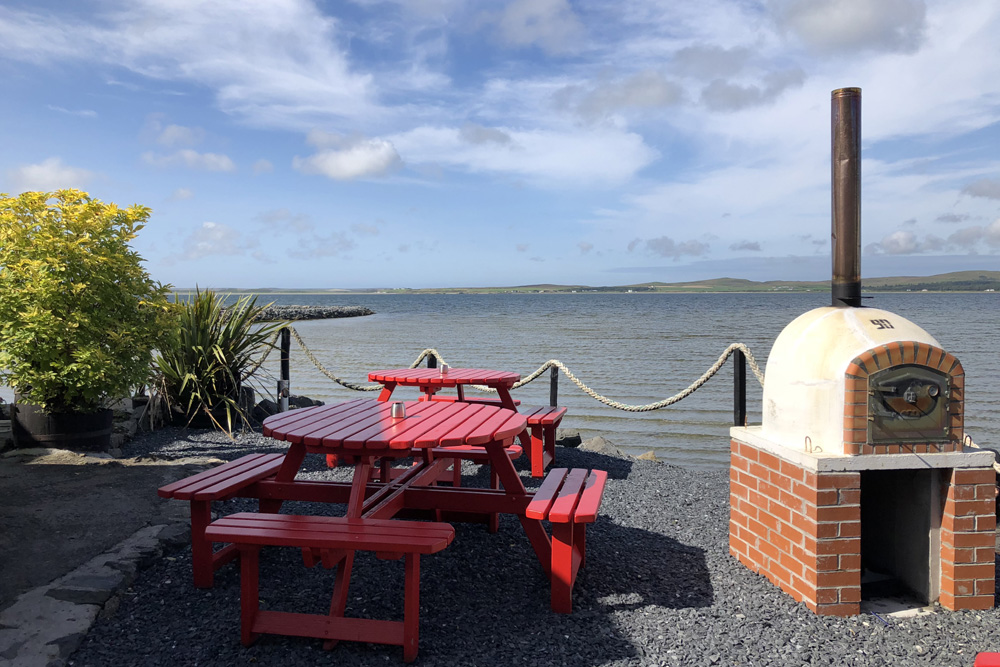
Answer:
[{"xmin": 240, "ymin": 292, "xmax": 1000, "ymax": 470}]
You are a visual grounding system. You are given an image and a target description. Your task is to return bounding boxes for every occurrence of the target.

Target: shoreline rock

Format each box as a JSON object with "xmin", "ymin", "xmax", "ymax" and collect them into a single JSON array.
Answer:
[{"xmin": 253, "ymin": 305, "xmax": 374, "ymax": 322}]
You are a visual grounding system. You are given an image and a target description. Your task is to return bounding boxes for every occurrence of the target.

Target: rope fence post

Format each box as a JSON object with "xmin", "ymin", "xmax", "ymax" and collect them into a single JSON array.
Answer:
[
  {"xmin": 427, "ymin": 353, "xmax": 437, "ymax": 369},
  {"xmin": 549, "ymin": 365, "xmax": 558, "ymax": 406},
  {"xmin": 734, "ymin": 348, "xmax": 746, "ymax": 426},
  {"xmin": 278, "ymin": 327, "xmax": 290, "ymax": 413}
]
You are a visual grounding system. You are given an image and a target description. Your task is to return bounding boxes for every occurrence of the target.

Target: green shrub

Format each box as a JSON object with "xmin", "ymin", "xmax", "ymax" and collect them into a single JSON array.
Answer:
[
  {"xmin": 152, "ymin": 289, "xmax": 285, "ymax": 432},
  {"xmin": 0, "ymin": 190, "xmax": 173, "ymax": 413}
]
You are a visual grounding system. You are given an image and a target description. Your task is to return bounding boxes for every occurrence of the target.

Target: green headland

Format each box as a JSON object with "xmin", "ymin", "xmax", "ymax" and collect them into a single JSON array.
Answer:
[{"xmin": 173, "ymin": 270, "xmax": 1000, "ymax": 295}]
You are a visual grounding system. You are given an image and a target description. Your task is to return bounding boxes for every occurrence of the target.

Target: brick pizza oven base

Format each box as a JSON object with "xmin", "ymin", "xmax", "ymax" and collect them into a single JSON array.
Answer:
[{"xmin": 729, "ymin": 427, "xmax": 996, "ymax": 616}]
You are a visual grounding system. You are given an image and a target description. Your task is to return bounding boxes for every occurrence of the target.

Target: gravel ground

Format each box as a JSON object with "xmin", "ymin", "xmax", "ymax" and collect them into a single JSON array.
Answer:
[{"xmin": 68, "ymin": 428, "xmax": 1000, "ymax": 666}]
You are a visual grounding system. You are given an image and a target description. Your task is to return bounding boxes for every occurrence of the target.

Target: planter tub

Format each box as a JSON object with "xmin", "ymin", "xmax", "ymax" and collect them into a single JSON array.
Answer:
[{"xmin": 12, "ymin": 403, "xmax": 114, "ymax": 452}]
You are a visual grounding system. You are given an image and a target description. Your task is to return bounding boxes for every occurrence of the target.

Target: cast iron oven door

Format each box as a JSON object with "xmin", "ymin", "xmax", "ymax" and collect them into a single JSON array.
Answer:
[{"xmin": 868, "ymin": 365, "xmax": 949, "ymax": 444}]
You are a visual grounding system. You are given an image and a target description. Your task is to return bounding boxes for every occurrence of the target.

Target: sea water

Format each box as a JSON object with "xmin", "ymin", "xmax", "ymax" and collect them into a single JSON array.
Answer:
[
  {"xmin": 235, "ymin": 291, "xmax": 1000, "ymax": 470},
  {"xmin": 4, "ymin": 291, "xmax": 993, "ymax": 468}
]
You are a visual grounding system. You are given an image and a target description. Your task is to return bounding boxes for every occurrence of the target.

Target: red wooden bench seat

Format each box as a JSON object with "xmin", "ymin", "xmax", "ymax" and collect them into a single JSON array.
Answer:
[
  {"xmin": 521, "ymin": 405, "xmax": 567, "ymax": 477},
  {"xmin": 526, "ymin": 467, "xmax": 608, "ymax": 613},
  {"xmin": 205, "ymin": 513, "xmax": 454, "ymax": 662},
  {"xmin": 158, "ymin": 453, "xmax": 285, "ymax": 587}
]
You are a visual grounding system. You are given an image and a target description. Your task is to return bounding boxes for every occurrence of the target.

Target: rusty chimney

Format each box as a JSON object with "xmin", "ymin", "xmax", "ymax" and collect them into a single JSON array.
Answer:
[{"xmin": 831, "ymin": 87, "xmax": 862, "ymax": 308}]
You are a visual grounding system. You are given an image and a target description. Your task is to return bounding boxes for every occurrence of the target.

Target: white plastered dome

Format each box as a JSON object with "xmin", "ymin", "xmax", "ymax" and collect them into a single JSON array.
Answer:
[{"xmin": 761, "ymin": 306, "xmax": 940, "ymax": 456}]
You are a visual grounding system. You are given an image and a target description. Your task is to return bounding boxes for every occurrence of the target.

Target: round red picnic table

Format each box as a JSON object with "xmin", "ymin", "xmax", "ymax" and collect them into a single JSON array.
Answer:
[
  {"xmin": 263, "ymin": 398, "xmax": 527, "ymax": 517},
  {"xmin": 369, "ymin": 367, "xmax": 520, "ymax": 409}
]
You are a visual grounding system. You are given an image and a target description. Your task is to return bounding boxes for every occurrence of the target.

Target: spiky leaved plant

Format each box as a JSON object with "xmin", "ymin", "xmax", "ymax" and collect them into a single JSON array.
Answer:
[{"xmin": 153, "ymin": 289, "xmax": 285, "ymax": 433}]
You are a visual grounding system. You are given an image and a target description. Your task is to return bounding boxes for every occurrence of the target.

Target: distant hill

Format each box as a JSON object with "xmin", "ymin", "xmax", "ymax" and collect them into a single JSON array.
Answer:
[{"xmin": 174, "ymin": 271, "xmax": 1000, "ymax": 294}]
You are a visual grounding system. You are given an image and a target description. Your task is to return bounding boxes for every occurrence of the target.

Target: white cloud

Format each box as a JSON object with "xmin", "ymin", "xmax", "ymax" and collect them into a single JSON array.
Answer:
[
  {"xmin": 290, "ymin": 231, "xmax": 356, "ymax": 258},
  {"xmin": 936, "ymin": 213, "xmax": 970, "ymax": 224},
  {"xmin": 864, "ymin": 221, "xmax": 1000, "ymax": 256},
  {"xmin": 771, "ymin": 0, "xmax": 927, "ymax": 54},
  {"xmin": 293, "ymin": 133, "xmax": 401, "ymax": 180},
  {"xmin": 6, "ymin": 157, "xmax": 94, "ymax": 192},
  {"xmin": 986, "ymin": 218, "xmax": 1000, "ymax": 247},
  {"xmin": 252, "ymin": 159, "xmax": 274, "ymax": 174},
  {"xmin": 170, "ymin": 187, "xmax": 194, "ymax": 200},
  {"xmin": 351, "ymin": 222, "xmax": 380, "ymax": 236},
  {"xmin": 578, "ymin": 241, "xmax": 594, "ymax": 254},
  {"xmin": 46, "ymin": 105, "xmax": 97, "ymax": 118},
  {"xmin": 255, "ymin": 208, "xmax": 313, "ymax": 233},
  {"xmin": 730, "ymin": 241, "xmax": 762, "ymax": 251},
  {"xmin": 567, "ymin": 70, "xmax": 685, "ymax": 121},
  {"xmin": 0, "ymin": 1, "xmax": 376, "ymax": 129},
  {"xmin": 644, "ymin": 236, "xmax": 711, "ymax": 260},
  {"xmin": 460, "ymin": 123, "xmax": 512, "ymax": 146},
  {"xmin": 516, "ymin": 243, "xmax": 529, "ymax": 252},
  {"xmin": 169, "ymin": 221, "xmax": 256, "ymax": 262},
  {"xmin": 963, "ymin": 178, "xmax": 1000, "ymax": 200},
  {"xmin": 390, "ymin": 125, "xmax": 658, "ymax": 187},
  {"xmin": 156, "ymin": 124, "xmax": 204, "ymax": 147},
  {"xmin": 142, "ymin": 149, "xmax": 236, "ymax": 172},
  {"xmin": 490, "ymin": 0, "xmax": 585, "ymax": 55},
  {"xmin": 671, "ymin": 45, "xmax": 753, "ymax": 79},
  {"xmin": 700, "ymin": 69, "xmax": 806, "ymax": 112}
]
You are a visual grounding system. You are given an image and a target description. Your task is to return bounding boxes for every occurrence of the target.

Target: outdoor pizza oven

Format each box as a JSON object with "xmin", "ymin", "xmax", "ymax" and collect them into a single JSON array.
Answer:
[{"xmin": 729, "ymin": 88, "xmax": 996, "ymax": 616}]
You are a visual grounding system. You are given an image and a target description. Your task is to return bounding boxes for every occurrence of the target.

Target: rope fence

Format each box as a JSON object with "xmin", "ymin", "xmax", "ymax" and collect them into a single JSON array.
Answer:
[{"xmin": 263, "ymin": 326, "xmax": 765, "ymax": 414}]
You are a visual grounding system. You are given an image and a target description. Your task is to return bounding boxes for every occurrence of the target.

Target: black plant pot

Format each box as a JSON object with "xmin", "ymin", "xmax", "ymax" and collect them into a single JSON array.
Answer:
[{"xmin": 12, "ymin": 402, "xmax": 114, "ymax": 452}]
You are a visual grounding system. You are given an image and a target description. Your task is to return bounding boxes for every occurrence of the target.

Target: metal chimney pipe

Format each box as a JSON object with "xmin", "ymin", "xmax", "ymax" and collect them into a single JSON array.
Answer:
[{"xmin": 831, "ymin": 87, "xmax": 862, "ymax": 308}]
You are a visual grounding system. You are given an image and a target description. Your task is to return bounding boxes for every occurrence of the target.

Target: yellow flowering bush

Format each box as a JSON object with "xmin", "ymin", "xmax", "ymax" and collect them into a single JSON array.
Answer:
[{"xmin": 0, "ymin": 190, "xmax": 173, "ymax": 413}]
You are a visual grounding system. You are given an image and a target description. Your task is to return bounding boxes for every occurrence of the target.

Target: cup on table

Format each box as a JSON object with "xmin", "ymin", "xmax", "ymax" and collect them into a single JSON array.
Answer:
[
  {"xmin": 391, "ymin": 402, "xmax": 406, "ymax": 419},
  {"xmin": 439, "ymin": 363, "xmax": 449, "ymax": 375}
]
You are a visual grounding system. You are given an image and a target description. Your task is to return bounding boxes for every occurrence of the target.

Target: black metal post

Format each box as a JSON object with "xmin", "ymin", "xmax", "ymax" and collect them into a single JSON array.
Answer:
[
  {"xmin": 549, "ymin": 366, "xmax": 558, "ymax": 407},
  {"xmin": 278, "ymin": 327, "xmax": 290, "ymax": 413},
  {"xmin": 734, "ymin": 350, "xmax": 747, "ymax": 426},
  {"xmin": 427, "ymin": 353, "xmax": 437, "ymax": 369}
]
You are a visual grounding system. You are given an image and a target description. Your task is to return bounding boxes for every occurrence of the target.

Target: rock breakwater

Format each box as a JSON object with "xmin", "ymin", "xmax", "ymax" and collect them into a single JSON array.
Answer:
[{"xmin": 253, "ymin": 305, "xmax": 374, "ymax": 322}]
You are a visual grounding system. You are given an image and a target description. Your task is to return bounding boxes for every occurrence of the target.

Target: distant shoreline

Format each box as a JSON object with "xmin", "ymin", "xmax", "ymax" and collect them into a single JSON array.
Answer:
[
  {"xmin": 170, "ymin": 269, "xmax": 1000, "ymax": 295},
  {"xmin": 173, "ymin": 288, "xmax": 999, "ymax": 296}
]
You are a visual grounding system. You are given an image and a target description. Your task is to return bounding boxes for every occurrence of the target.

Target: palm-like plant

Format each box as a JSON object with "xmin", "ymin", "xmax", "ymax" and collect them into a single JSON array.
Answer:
[{"xmin": 153, "ymin": 289, "xmax": 286, "ymax": 432}]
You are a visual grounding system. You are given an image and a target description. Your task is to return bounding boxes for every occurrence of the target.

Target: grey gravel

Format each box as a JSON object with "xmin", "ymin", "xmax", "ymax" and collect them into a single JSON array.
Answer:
[{"xmin": 68, "ymin": 427, "xmax": 1000, "ymax": 666}]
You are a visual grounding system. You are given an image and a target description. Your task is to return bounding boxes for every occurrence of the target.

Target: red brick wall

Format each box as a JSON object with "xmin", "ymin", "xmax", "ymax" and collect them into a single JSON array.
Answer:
[
  {"xmin": 940, "ymin": 467, "xmax": 996, "ymax": 611},
  {"xmin": 730, "ymin": 438, "xmax": 996, "ymax": 615},
  {"xmin": 730, "ymin": 439, "xmax": 861, "ymax": 615}
]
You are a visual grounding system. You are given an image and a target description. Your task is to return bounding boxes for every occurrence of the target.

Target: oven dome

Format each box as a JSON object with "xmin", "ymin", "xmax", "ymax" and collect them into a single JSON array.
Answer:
[{"xmin": 761, "ymin": 306, "xmax": 940, "ymax": 455}]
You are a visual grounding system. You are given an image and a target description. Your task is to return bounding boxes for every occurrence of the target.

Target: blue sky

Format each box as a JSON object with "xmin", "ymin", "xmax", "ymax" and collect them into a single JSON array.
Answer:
[{"xmin": 1, "ymin": 0, "xmax": 999, "ymax": 289}]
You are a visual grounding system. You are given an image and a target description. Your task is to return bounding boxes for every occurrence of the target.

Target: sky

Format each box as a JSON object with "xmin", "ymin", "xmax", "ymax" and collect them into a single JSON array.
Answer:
[{"xmin": 1, "ymin": 0, "xmax": 999, "ymax": 289}]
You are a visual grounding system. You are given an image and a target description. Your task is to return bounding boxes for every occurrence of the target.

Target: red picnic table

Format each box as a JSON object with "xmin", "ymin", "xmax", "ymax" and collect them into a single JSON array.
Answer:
[
  {"xmin": 159, "ymin": 398, "xmax": 605, "ymax": 660},
  {"xmin": 369, "ymin": 366, "xmax": 521, "ymax": 408},
  {"xmin": 368, "ymin": 367, "xmax": 565, "ymax": 476}
]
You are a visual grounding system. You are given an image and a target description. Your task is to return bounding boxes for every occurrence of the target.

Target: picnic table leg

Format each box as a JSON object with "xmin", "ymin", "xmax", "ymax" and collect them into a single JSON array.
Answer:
[
  {"xmin": 347, "ymin": 459, "xmax": 373, "ymax": 517},
  {"xmin": 240, "ymin": 546, "xmax": 261, "ymax": 645},
  {"xmin": 190, "ymin": 500, "xmax": 214, "ymax": 588},
  {"xmin": 260, "ymin": 446, "xmax": 305, "ymax": 513},
  {"xmin": 377, "ymin": 383, "xmax": 396, "ymax": 401},
  {"xmin": 322, "ymin": 550, "xmax": 355, "ymax": 650},
  {"xmin": 529, "ymin": 424, "xmax": 545, "ymax": 477},
  {"xmin": 485, "ymin": 439, "xmax": 552, "ymax": 571},
  {"xmin": 549, "ymin": 522, "xmax": 582, "ymax": 613},
  {"xmin": 403, "ymin": 552, "xmax": 420, "ymax": 663}
]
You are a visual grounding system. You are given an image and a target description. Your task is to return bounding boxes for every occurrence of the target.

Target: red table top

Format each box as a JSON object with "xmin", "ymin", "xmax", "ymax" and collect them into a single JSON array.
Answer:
[
  {"xmin": 368, "ymin": 367, "xmax": 520, "ymax": 388},
  {"xmin": 262, "ymin": 398, "xmax": 525, "ymax": 451}
]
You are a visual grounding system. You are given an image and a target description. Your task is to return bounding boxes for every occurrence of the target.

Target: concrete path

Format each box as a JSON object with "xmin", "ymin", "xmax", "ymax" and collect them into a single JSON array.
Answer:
[{"xmin": 0, "ymin": 449, "xmax": 217, "ymax": 667}]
